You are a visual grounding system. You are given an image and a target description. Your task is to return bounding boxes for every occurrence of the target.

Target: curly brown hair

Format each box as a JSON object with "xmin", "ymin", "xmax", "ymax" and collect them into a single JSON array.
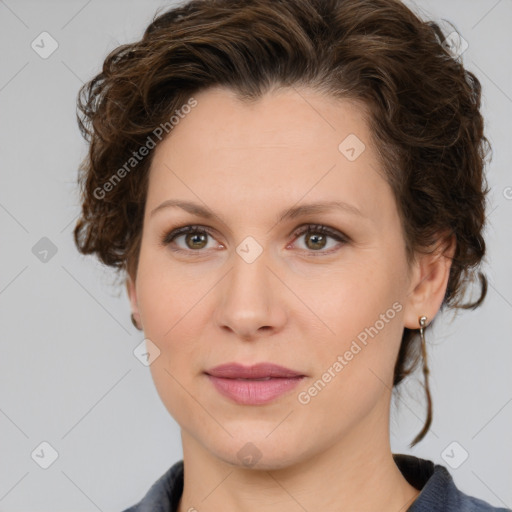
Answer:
[{"xmin": 73, "ymin": 0, "xmax": 491, "ymax": 446}]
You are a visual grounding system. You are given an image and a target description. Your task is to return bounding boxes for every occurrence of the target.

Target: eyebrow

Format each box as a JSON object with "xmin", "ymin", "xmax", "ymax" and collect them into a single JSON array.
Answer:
[{"xmin": 150, "ymin": 199, "xmax": 363, "ymax": 223}]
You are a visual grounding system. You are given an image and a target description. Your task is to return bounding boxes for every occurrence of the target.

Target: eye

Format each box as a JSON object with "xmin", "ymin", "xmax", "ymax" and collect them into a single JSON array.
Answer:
[
  {"xmin": 289, "ymin": 224, "xmax": 349, "ymax": 255},
  {"xmin": 160, "ymin": 225, "xmax": 222, "ymax": 254},
  {"xmin": 160, "ymin": 223, "xmax": 349, "ymax": 256}
]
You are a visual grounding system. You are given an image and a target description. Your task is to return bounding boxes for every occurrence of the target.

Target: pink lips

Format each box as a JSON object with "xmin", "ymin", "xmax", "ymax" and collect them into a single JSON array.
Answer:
[{"xmin": 205, "ymin": 363, "xmax": 305, "ymax": 405}]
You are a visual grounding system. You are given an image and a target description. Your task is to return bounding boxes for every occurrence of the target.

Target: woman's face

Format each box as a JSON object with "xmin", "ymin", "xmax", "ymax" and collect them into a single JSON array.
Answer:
[{"xmin": 128, "ymin": 85, "xmax": 420, "ymax": 468}]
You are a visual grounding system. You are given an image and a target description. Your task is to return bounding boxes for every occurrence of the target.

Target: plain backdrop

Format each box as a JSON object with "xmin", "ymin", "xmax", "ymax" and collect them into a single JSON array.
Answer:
[{"xmin": 0, "ymin": 0, "xmax": 511, "ymax": 510}]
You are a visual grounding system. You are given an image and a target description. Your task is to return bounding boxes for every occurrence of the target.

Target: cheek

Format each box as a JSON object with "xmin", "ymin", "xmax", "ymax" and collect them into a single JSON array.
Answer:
[
  {"xmin": 305, "ymin": 256, "xmax": 405, "ymax": 393},
  {"xmin": 297, "ymin": 301, "xmax": 404, "ymax": 433},
  {"xmin": 135, "ymin": 242, "xmax": 216, "ymax": 356},
  {"xmin": 136, "ymin": 258, "xmax": 208, "ymax": 426},
  {"xmin": 308, "ymin": 255, "xmax": 401, "ymax": 337},
  {"xmin": 135, "ymin": 245, "xmax": 201, "ymax": 337}
]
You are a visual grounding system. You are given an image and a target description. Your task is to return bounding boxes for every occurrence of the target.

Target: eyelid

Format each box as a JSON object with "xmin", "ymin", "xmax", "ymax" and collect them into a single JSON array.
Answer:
[{"xmin": 291, "ymin": 223, "xmax": 349, "ymax": 242}]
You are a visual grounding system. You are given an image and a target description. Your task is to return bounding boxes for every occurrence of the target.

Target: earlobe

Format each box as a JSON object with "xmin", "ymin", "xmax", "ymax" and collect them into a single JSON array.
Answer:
[
  {"xmin": 126, "ymin": 274, "xmax": 141, "ymax": 325},
  {"xmin": 402, "ymin": 233, "xmax": 456, "ymax": 330}
]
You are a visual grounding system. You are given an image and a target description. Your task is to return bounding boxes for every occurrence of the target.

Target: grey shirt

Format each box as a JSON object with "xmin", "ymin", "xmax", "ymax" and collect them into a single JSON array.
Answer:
[{"xmin": 122, "ymin": 454, "xmax": 511, "ymax": 511}]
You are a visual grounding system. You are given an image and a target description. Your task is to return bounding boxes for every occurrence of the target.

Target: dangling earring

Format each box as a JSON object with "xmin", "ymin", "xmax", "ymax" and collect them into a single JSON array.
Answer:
[
  {"xmin": 418, "ymin": 315, "xmax": 430, "ymax": 399},
  {"xmin": 419, "ymin": 315, "xmax": 428, "ymax": 347},
  {"xmin": 131, "ymin": 313, "xmax": 142, "ymax": 331},
  {"xmin": 410, "ymin": 315, "xmax": 433, "ymax": 447}
]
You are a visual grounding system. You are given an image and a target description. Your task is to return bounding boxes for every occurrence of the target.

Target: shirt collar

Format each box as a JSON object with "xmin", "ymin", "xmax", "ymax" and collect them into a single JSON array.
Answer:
[{"xmin": 126, "ymin": 454, "xmax": 502, "ymax": 512}]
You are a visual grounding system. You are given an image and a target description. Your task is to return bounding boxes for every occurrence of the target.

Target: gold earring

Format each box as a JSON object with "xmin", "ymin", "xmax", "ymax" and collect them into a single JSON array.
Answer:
[{"xmin": 131, "ymin": 313, "xmax": 142, "ymax": 331}]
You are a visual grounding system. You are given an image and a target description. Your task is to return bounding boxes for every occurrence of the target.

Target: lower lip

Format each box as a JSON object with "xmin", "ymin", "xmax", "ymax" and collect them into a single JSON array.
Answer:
[{"xmin": 206, "ymin": 374, "xmax": 304, "ymax": 405}]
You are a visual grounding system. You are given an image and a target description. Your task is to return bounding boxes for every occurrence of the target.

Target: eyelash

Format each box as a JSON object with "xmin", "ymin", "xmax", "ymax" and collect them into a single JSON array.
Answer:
[{"xmin": 160, "ymin": 223, "xmax": 349, "ymax": 257}]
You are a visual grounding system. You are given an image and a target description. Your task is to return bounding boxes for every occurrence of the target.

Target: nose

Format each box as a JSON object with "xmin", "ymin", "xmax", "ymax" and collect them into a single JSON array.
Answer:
[{"xmin": 214, "ymin": 246, "xmax": 287, "ymax": 340}]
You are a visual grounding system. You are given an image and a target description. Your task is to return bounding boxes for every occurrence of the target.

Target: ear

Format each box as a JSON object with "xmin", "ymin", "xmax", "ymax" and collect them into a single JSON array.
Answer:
[
  {"xmin": 126, "ymin": 273, "xmax": 141, "ymax": 327},
  {"xmin": 402, "ymin": 232, "xmax": 456, "ymax": 330}
]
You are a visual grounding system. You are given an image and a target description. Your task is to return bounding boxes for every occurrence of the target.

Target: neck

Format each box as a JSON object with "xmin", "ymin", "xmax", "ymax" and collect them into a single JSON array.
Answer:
[{"xmin": 176, "ymin": 400, "xmax": 420, "ymax": 512}]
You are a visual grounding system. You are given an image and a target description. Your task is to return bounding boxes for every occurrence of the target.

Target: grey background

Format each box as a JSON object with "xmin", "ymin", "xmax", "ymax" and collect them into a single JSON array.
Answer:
[{"xmin": 0, "ymin": 0, "xmax": 510, "ymax": 510}]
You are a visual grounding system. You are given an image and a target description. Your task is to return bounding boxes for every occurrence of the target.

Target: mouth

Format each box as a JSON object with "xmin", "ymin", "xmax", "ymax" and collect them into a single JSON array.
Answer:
[
  {"xmin": 204, "ymin": 362, "xmax": 305, "ymax": 405},
  {"xmin": 229, "ymin": 377, "xmax": 274, "ymax": 381}
]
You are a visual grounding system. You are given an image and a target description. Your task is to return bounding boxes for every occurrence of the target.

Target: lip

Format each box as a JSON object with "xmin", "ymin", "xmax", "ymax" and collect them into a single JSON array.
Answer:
[
  {"xmin": 205, "ymin": 362, "xmax": 304, "ymax": 379},
  {"xmin": 205, "ymin": 363, "xmax": 305, "ymax": 405}
]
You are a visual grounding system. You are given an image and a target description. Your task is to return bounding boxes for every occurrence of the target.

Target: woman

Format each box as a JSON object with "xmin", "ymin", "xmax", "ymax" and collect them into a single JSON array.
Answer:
[{"xmin": 73, "ymin": 0, "xmax": 509, "ymax": 510}]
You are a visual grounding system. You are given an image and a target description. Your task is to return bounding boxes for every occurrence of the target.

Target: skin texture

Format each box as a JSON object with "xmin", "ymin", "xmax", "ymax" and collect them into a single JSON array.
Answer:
[{"xmin": 126, "ymin": 86, "xmax": 455, "ymax": 512}]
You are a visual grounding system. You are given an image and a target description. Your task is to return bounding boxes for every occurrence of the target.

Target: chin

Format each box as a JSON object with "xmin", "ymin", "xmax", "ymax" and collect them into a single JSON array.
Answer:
[{"xmin": 205, "ymin": 434, "xmax": 307, "ymax": 471}]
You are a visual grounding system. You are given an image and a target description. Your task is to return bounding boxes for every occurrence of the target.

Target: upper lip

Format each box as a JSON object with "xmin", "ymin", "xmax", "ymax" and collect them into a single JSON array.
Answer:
[{"xmin": 205, "ymin": 363, "xmax": 304, "ymax": 379}]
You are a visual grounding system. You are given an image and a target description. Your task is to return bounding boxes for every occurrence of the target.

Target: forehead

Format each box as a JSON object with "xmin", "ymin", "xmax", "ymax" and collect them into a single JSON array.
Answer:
[
  {"xmin": 146, "ymin": 86, "xmax": 394, "ymax": 226},
  {"xmin": 165, "ymin": 85, "xmax": 372, "ymax": 154}
]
